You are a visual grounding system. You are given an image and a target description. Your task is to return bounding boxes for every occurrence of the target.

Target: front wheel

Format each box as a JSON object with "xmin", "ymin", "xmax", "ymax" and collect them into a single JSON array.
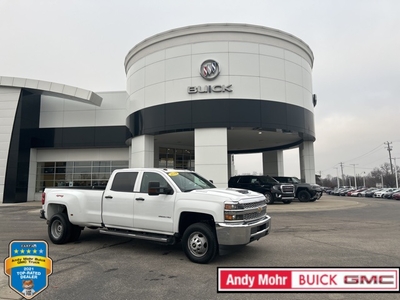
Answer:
[
  {"xmin": 298, "ymin": 190, "xmax": 311, "ymax": 202},
  {"xmin": 264, "ymin": 192, "xmax": 274, "ymax": 204},
  {"xmin": 182, "ymin": 223, "xmax": 218, "ymax": 264},
  {"xmin": 48, "ymin": 213, "xmax": 72, "ymax": 244}
]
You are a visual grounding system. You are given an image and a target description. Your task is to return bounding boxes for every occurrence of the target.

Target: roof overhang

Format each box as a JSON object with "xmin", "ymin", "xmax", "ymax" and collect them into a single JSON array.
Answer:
[{"xmin": 0, "ymin": 76, "xmax": 102, "ymax": 106}]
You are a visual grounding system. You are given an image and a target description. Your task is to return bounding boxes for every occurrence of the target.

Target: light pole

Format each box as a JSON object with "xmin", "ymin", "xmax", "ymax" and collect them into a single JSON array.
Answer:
[
  {"xmin": 392, "ymin": 157, "xmax": 399, "ymax": 189},
  {"xmin": 335, "ymin": 167, "xmax": 340, "ymax": 188},
  {"xmin": 362, "ymin": 172, "xmax": 366, "ymax": 187},
  {"xmin": 350, "ymin": 164, "xmax": 357, "ymax": 189}
]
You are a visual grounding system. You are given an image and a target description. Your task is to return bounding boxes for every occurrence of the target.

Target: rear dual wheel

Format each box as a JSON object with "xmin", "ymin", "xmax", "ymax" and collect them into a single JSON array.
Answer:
[{"xmin": 48, "ymin": 213, "xmax": 82, "ymax": 244}]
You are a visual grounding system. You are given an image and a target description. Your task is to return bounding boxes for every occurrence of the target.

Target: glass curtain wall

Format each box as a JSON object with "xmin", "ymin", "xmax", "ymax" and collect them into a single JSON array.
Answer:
[
  {"xmin": 158, "ymin": 148, "xmax": 194, "ymax": 170},
  {"xmin": 36, "ymin": 160, "xmax": 128, "ymax": 192}
]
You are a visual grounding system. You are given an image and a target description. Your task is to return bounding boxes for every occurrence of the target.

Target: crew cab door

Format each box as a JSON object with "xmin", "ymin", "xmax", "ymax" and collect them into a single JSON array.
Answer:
[
  {"xmin": 102, "ymin": 171, "xmax": 138, "ymax": 229},
  {"xmin": 133, "ymin": 171, "xmax": 175, "ymax": 233}
]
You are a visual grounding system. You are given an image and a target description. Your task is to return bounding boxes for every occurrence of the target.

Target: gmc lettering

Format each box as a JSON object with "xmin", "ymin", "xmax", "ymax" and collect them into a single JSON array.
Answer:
[{"xmin": 344, "ymin": 275, "xmax": 394, "ymax": 284}]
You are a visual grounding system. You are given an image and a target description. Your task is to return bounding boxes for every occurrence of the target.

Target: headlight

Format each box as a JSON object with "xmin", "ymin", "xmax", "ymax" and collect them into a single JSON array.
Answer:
[
  {"xmin": 224, "ymin": 203, "xmax": 239, "ymax": 210},
  {"xmin": 224, "ymin": 214, "xmax": 244, "ymax": 221}
]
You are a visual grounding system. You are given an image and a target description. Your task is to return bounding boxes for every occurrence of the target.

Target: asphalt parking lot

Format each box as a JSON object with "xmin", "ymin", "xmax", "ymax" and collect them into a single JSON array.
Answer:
[{"xmin": 1, "ymin": 195, "xmax": 399, "ymax": 300}]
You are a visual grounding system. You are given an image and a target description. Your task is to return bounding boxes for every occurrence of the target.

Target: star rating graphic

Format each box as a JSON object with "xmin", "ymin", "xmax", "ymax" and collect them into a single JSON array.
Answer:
[{"xmin": 12, "ymin": 244, "xmax": 45, "ymax": 256}]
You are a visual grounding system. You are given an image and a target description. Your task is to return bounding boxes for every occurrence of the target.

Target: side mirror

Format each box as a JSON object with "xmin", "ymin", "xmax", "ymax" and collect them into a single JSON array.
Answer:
[{"xmin": 148, "ymin": 181, "xmax": 173, "ymax": 195}]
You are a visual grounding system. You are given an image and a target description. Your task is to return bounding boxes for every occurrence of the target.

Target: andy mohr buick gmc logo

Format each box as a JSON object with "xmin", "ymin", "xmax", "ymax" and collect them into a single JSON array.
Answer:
[{"xmin": 200, "ymin": 60, "xmax": 220, "ymax": 80}]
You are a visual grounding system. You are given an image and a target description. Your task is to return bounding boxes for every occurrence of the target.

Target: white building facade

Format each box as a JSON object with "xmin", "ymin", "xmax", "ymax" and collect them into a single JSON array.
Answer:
[{"xmin": 0, "ymin": 23, "xmax": 316, "ymax": 203}]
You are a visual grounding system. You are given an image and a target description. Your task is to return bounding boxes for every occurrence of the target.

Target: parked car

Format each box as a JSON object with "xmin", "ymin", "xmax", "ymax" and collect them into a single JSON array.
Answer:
[
  {"xmin": 228, "ymin": 175, "xmax": 295, "ymax": 204},
  {"xmin": 373, "ymin": 188, "xmax": 393, "ymax": 198},
  {"xmin": 359, "ymin": 188, "xmax": 377, "ymax": 197},
  {"xmin": 339, "ymin": 188, "xmax": 355, "ymax": 196},
  {"xmin": 350, "ymin": 188, "xmax": 367, "ymax": 197},
  {"xmin": 392, "ymin": 192, "xmax": 400, "ymax": 200},
  {"xmin": 272, "ymin": 176, "xmax": 323, "ymax": 202},
  {"xmin": 332, "ymin": 186, "xmax": 352, "ymax": 196},
  {"xmin": 383, "ymin": 188, "xmax": 400, "ymax": 199},
  {"xmin": 365, "ymin": 188, "xmax": 381, "ymax": 198}
]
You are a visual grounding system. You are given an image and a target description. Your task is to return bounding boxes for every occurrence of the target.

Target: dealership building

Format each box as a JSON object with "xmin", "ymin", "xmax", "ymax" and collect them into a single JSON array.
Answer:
[{"xmin": 0, "ymin": 23, "xmax": 316, "ymax": 203}]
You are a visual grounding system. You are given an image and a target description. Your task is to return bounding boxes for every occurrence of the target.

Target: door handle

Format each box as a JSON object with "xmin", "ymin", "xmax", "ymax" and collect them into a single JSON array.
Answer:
[
  {"xmin": 104, "ymin": 195, "xmax": 113, "ymax": 199},
  {"xmin": 135, "ymin": 197, "xmax": 145, "ymax": 201}
]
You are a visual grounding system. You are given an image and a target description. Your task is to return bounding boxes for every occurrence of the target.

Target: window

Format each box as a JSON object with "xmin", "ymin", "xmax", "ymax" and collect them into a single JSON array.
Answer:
[
  {"xmin": 140, "ymin": 172, "xmax": 169, "ymax": 193},
  {"xmin": 36, "ymin": 160, "xmax": 129, "ymax": 192},
  {"xmin": 111, "ymin": 172, "xmax": 138, "ymax": 192}
]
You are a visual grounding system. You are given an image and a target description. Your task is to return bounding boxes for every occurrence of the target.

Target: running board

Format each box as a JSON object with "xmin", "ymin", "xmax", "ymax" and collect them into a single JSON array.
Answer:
[{"xmin": 99, "ymin": 229, "xmax": 172, "ymax": 243}]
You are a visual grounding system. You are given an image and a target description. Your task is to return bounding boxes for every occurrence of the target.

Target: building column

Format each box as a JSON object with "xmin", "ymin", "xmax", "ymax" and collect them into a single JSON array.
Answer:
[
  {"xmin": 227, "ymin": 154, "xmax": 235, "ymax": 177},
  {"xmin": 299, "ymin": 141, "xmax": 316, "ymax": 184},
  {"xmin": 262, "ymin": 150, "xmax": 284, "ymax": 176},
  {"xmin": 195, "ymin": 128, "xmax": 228, "ymax": 188},
  {"xmin": 129, "ymin": 135, "xmax": 154, "ymax": 168},
  {"xmin": 0, "ymin": 87, "xmax": 21, "ymax": 203}
]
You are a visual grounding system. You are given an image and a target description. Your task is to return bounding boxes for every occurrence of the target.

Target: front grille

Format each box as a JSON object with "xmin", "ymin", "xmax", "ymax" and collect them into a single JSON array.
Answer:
[
  {"xmin": 225, "ymin": 200, "xmax": 267, "ymax": 223},
  {"xmin": 243, "ymin": 201, "xmax": 266, "ymax": 209},
  {"xmin": 282, "ymin": 185, "xmax": 294, "ymax": 193},
  {"xmin": 243, "ymin": 206, "xmax": 266, "ymax": 221}
]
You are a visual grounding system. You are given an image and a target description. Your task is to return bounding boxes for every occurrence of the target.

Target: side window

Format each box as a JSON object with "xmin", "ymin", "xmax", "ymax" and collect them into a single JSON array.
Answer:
[
  {"xmin": 238, "ymin": 177, "xmax": 251, "ymax": 184},
  {"xmin": 250, "ymin": 178, "xmax": 259, "ymax": 184},
  {"xmin": 140, "ymin": 172, "xmax": 169, "ymax": 193},
  {"xmin": 110, "ymin": 172, "xmax": 138, "ymax": 192}
]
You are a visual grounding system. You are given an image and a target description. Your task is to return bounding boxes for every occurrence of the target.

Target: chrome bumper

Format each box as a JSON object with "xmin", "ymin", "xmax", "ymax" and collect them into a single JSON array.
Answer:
[{"xmin": 215, "ymin": 215, "xmax": 271, "ymax": 246}]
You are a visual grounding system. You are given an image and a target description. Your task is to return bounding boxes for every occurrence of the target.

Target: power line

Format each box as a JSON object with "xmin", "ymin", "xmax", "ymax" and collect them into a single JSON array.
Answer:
[{"xmin": 342, "ymin": 143, "xmax": 383, "ymax": 163}]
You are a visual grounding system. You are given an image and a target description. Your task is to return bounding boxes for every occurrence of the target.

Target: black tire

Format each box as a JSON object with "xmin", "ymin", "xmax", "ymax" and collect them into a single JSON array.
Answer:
[
  {"xmin": 282, "ymin": 199, "xmax": 292, "ymax": 204},
  {"xmin": 264, "ymin": 192, "xmax": 274, "ymax": 204},
  {"xmin": 182, "ymin": 223, "xmax": 218, "ymax": 264},
  {"xmin": 69, "ymin": 225, "xmax": 82, "ymax": 242},
  {"xmin": 298, "ymin": 190, "xmax": 311, "ymax": 202},
  {"xmin": 48, "ymin": 213, "xmax": 72, "ymax": 244}
]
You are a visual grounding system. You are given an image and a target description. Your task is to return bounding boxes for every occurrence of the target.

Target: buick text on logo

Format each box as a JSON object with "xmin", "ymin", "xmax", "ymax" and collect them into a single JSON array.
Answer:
[{"xmin": 187, "ymin": 59, "xmax": 233, "ymax": 94}]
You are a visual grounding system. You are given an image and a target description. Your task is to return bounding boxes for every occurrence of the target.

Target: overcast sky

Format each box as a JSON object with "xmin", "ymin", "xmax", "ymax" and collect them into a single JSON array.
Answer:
[{"xmin": 1, "ymin": 0, "xmax": 399, "ymax": 179}]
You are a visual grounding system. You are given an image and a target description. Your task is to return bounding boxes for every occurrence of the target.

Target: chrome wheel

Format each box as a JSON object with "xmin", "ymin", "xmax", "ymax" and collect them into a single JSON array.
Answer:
[{"xmin": 187, "ymin": 231, "xmax": 208, "ymax": 258}]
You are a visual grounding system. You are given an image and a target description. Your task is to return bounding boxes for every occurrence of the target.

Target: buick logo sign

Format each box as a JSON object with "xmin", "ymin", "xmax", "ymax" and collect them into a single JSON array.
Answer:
[{"xmin": 200, "ymin": 60, "xmax": 220, "ymax": 80}]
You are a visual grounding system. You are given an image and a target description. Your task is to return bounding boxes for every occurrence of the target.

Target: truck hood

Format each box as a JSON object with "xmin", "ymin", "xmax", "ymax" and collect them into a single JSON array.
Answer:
[{"xmin": 188, "ymin": 188, "xmax": 265, "ymax": 203}]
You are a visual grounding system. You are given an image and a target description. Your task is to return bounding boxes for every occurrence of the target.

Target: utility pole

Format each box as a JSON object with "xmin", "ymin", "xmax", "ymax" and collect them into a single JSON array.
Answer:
[
  {"xmin": 335, "ymin": 167, "xmax": 340, "ymax": 188},
  {"xmin": 384, "ymin": 141, "xmax": 394, "ymax": 175},
  {"xmin": 339, "ymin": 162, "xmax": 345, "ymax": 185},
  {"xmin": 350, "ymin": 164, "xmax": 357, "ymax": 189}
]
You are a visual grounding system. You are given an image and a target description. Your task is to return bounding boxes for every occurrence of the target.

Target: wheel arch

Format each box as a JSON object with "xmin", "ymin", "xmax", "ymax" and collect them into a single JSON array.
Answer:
[
  {"xmin": 47, "ymin": 203, "xmax": 68, "ymax": 220},
  {"xmin": 178, "ymin": 212, "xmax": 215, "ymax": 237}
]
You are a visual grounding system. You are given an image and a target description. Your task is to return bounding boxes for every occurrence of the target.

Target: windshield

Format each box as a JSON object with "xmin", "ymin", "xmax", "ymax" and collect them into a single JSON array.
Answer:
[
  {"xmin": 166, "ymin": 171, "xmax": 216, "ymax": 192},
  {"xmin": 291, "ymin": 177, "xmax": 301, "ymax": 184}
]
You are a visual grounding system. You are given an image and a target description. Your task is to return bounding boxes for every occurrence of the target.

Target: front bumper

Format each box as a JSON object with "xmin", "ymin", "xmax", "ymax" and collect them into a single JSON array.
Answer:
[{"xmin": 215, "ymin": 215, "xmax": 271, "ymax": 246}]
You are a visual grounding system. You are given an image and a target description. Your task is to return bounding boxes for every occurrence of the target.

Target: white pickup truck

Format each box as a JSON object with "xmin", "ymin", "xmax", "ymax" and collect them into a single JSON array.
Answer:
[{"xmin": 40, "ymin": 168, "xmax": 271, "ymax": 264}]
